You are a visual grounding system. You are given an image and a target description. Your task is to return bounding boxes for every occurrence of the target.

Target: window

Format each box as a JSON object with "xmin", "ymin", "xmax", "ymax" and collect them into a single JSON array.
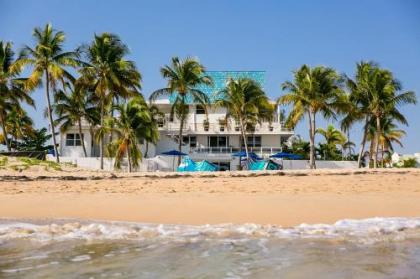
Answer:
[
  {"xmin": 157, "ymin": 117, "xmax": 165, "ymax": 128},
  {"xmin": 243, "ymin": 136, "xmax": 261, "ymax": 147},
  {"xmin": 208, "ymin": 136, "xmax": 229, "ymax": 147},
  {"xmin": 196, "ymin": 105, "xmax": 206, "ymax": 114},
  {"xmin": 66, "ymin": 133, "xmax": 83, "ymax": 146},
  {"xmin": 182, "ymin": 136, "xmax": 197, "ymax": 148},
  {"xmin": 189, "ymin": 136, "xmax": 197, "ymax": 148}
]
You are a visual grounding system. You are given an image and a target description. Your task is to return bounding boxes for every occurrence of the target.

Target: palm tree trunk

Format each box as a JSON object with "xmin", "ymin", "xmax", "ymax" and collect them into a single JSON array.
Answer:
[
  {"xmin": 308, "ymin": 111, "xmax": 316, "ymax": 169},
  {"xmin": 127, "ymin": 143, "xmax": 132, "ymax": 173},
  {"xmin": 78, "ymin": 119, "xmax": 87, "ymax": 157},
  {"xmin": 144, "ymin": 141, "xmax": 149, "ymax": 158},
  {"xmin": 373, "ymin": 116, "xmax": 381, "ymax": 169},
  {"xmin": 45, "ymin": 70, "xmax": 60, "ymax": 163},
  {"xmin": 0, "ymin": 114, "xmax": 11, "ymax": 151},
  {"xmin": 381, "ymin": 143, "xmax": 385, "ymax": 168},
  {"xmin": 100, "ymin": 101, "xmax": 104, "ymax": 169},
  {"xmin": 347, "ymin": 130, "xmax": 351, "ymax": 158},
  {"xmin": 177, "ymin": 117, "xmax": 184, "ymax": 166},
  {"xmin": 357, "ymin": 116, "xmax": 369, "ymax": 168},
  {"xmin": 239, "ymin": 118, "xmax": 249, "ymax": 160},
  {"xmin": 109, "ymin": 97, "xmax": 114, "ymax": 144}
]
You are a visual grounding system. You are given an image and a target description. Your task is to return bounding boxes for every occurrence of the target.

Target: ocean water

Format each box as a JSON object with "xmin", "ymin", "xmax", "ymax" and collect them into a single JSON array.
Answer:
[{"xmin": 0, "ymin": 218, "xmax": 420, "ymax": 278}]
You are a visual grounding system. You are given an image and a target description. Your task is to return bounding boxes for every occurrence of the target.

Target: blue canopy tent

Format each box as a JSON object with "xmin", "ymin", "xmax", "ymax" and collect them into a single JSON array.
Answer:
[
  {"xmin": 232, "ymin": 151, "xmax": 263, "ymax": 170},
  {"xmin": 177, "ymin": 156, "xmax": 219, "ymax": 172},
  {"xmin": 161, "ymin": 150, "xmax": 188, "ymax": 171}
]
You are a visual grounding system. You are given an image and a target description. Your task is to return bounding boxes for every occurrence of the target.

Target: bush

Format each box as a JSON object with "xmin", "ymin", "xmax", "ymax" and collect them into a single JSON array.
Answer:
[{"xmin": 394, "ymin": 158, "xmax": 418, "ymax": 168}]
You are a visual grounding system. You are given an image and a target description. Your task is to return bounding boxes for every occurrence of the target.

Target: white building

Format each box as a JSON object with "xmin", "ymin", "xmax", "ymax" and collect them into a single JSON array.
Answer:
[{"xmin": 58, "ymin": 71, "xmax": 294, "ymax": 170}]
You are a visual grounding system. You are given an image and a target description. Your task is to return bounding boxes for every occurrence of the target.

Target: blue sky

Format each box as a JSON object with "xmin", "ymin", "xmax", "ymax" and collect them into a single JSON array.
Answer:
[{"xmin": 1, "ymin": 0, "xmax": 419, "ymax": 153}]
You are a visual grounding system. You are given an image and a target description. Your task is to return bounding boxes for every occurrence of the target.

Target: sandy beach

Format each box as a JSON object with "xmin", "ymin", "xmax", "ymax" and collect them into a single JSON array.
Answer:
[{"xmin": 0, "ymin": 168, "xmax": 419, "ymax": 226}]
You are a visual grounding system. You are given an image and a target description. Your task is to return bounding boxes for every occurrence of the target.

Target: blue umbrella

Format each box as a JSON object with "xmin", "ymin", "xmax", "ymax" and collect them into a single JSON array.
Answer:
[
  {"xmin": 269, "ymin": 152, "xmax": 294, "ymax": 159},
  {"xmin": 161, "ymin": 150, "xmax": 188, "ymax": 156},
  {"xmin": 288, "ymin": 154, "xmax": 303, "ymax": 160},
  {"xmin": 161, "ymin": 150, "xmax": 188, "ymax": 171}
]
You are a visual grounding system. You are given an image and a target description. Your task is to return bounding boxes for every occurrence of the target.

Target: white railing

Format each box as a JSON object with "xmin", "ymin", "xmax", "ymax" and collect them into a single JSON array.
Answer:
[
  {"xmin": 158, "ymin": 121, "xmax": 293, "ymax": 134},
  {"xmin": 191, "ymin": 146, "xmax": 282, "ymax": 155}
]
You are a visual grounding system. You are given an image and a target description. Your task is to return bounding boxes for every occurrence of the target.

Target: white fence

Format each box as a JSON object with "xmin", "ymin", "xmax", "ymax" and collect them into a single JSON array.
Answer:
[{"xmin": 50, "ymin": 155, "xmax": 358, "ymax": 172}]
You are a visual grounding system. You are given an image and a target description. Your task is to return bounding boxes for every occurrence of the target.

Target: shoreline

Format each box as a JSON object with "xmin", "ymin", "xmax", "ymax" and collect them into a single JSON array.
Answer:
[{"xmin": 1, "ymin": 168, "xmax": 419, "ymax": 226}]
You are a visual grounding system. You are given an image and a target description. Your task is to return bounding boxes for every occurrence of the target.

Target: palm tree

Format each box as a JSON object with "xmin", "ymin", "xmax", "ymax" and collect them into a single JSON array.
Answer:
[
  {"xmin": 367, "ymin": 116, "xmax": 406, "ymax": 167},
  {"xmin": 316, "ymin": 124, "xmax": 347, "ymax": 160},
  {"xmin": 278, "ymin": 65, "xmax": 345, "ymax": 169},
  {"xmin": 106, "ymin": 96, "xmax": 155, "ymax": 172},
  {"xmin": 0, "ymin": 41, "xmax": 35, "ymax": 151},
  {"xmin": 53, "ymin": 81, "xmax": 97, "ymax": 157},
  {"xmin": 342, "ymin": 62, "xmax": 375, "ymax": 167},
  {"xmin": 143, "ymin": 104, "xmax": 162, "ymax": 158},
  {"xmin": 79, "ymin": 33, "xmax": 141, "ymax": 169},
  {"xmin": 18, "ymin": 23, "xmax": 79, "ymax": 162},
  {"xmin": 343, "ymin": 62, "xmax": 416, "ymax": 168},
  {"xmin": 150, "ymin": 57, "xmax": 212, "ymax": 164},
  {"xmin": 316, "ymin": 124, "xmax": 345, "ymax": 146},
  {"xmin": 215, "ymin": 78, "xmax": 271, "ymax": 159},
  {"xmin": 5, "ymin": 107, "xmax": 34, "ymax": 149},
  {"xmin": 366, "ymin": 68, "xmax": 416, "ymax": 168}
]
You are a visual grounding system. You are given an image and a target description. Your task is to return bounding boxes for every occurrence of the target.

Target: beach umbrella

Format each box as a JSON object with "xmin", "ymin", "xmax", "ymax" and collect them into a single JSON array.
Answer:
[
  {"xmin": 269, "ymin": 152, "xmax": 294, "ymax": 159},
  {"xmin": 161, "ymin": 150, "xmax": 188, "ymax": 171},
  {"xmin": 288, "ymin": 154, "xmax": 303, "ymax": 160},
  {"xmin": 161, "ymin": 150, "xmax": 188, "ymax": 156}
]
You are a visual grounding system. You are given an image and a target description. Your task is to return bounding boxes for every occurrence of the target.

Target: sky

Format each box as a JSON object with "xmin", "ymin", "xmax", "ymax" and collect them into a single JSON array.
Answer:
[{"xmin": 1, "ymin": 0, "xmax": 419, "ymax": 153}]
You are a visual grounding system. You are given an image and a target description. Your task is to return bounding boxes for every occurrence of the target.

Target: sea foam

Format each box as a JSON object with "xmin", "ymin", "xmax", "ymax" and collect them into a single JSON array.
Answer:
[{"xmin": 0, "ymin": 217, "xmax": 419, "ymax": 244}]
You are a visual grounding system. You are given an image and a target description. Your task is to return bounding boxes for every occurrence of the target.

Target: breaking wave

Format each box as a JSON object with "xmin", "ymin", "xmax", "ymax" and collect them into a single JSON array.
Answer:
[{"xmin": 1, "ymin": 217, "xmax": 420, "ymax": 244}]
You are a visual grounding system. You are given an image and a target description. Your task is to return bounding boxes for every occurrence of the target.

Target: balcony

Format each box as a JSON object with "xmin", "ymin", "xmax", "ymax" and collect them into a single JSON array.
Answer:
[
  {"xmin": 158, "ymin": 119, "xmax": 293, "ymax": 135},
  {"xmin": 191, "ymin": 146, "xmax": 283, "ymax": 156}
]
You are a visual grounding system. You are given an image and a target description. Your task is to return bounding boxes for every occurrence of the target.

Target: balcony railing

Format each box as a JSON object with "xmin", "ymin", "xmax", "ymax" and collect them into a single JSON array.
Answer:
[
  {"xmin": 158, "ymin": 121, "xmax": 293, "ymax": 134},
  {"xmin": 191, "ymin": 146, "xmax": 283, "ymax": 156}
]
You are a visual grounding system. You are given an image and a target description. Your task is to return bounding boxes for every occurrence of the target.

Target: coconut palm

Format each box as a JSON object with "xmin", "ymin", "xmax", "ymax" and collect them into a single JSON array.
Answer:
[
  {"xmin": 18, "ymin": 23, "xmax": 79, "ymax": 162},
  {"xmin": 53, "ymin": 80, "xmax": 98, "ymax": 157},
  {"xmin": 215, "ymin": 78, "xmax": 272, "ymax": 159},
  {"xmin": 316, "ymin": 124, "xmax": 347, "ymax": 160},
  {"xmin": 366, "ymin": 68, "xmax": 416, "ymax": 168},
  {"xmin": 142, "ymin": 104, "xmax": 162, "ymax": 158},
  {"xmin": 278, "ymin": 65, "xmax": 345, "ymax": 169},
  {"xmin": 341, "ymin": 61, "xmax": 375, "ymax": 167},
  {"xmin": 316, "ymin": 124, "xmax": 345, "ymax": 146},
  {"xmin": 5, "ymin": 107, "xmax": 34, "ymax": 149},
  {"xmin": 367, "ymin": 116, "xmax": 406, "ymax": 167},
  {"xmin": 343, "ymin": 62, "xmax": 416, "ymax": 168},
  {"xmin": 150, "ymin": 57, "xmax": 212, "ymax": 164},
  {"xmin": 0, "ymin": 41, "xmax": 35, "ymax": 151},
  {"xmin": 106, "ymin": 96, "xmax": 154, "ymax": 172},
  {"xmin": 79, "ymin": 33, "xmax": 141, "ymax": 169}
]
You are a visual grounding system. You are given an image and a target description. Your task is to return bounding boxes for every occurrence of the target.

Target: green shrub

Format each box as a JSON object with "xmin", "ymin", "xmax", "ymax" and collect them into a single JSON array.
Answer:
[{"xmin": 394, "ymin": 158, "xmax": 418, "ymax": 168}]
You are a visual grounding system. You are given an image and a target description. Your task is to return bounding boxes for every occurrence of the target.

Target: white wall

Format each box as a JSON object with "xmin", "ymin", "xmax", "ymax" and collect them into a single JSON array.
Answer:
[
  {"xmin": 280, "ymin": 160, "xmax": 358, "ymax": 170},
  {"xmin": 261, "ymin": 135, "xmax": 281, "ymax": 146},
  {"xmin": 59, "ymin": 128, "xmax": 93, "ymax": 157}
]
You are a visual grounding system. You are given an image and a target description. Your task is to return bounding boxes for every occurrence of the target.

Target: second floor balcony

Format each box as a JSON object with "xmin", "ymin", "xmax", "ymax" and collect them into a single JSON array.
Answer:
[{"xmin": 158, "ymin": 117, "xmax": 293, "ymax": 135}]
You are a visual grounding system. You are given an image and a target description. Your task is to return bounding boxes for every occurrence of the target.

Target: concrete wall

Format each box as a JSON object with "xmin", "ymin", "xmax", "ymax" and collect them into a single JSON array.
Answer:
[{"xmin": 280, "ymin": 160, "xmax": 358, "ymax": 170}]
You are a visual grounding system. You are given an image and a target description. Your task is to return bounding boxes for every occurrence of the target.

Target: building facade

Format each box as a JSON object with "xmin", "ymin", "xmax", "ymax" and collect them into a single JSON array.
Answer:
[{"xmin": 58, "ymin": 71, "xmax": 294, "ymax": 170}]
